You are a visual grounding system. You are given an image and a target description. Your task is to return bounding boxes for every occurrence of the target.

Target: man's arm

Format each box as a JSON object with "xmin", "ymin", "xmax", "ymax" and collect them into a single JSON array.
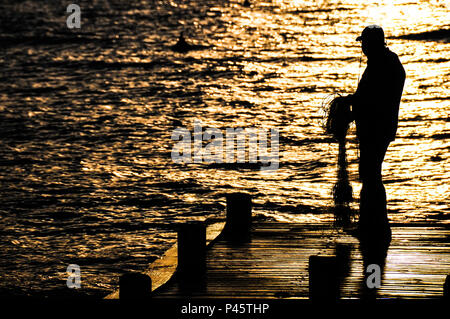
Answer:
[{"xmin": 342, "ymin": 66, "xmax": 370, "ymax": 123}]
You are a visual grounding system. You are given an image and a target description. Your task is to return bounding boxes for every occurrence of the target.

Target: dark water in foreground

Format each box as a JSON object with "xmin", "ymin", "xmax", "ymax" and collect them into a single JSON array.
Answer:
[{"xmin": 0, "ymin": 0, "xmax": 448, "ymax": 297}]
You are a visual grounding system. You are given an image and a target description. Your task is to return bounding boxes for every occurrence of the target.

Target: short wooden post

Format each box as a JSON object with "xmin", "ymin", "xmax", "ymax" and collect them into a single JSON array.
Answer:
[
  {"xmin": 224, "ymin": 193, "xmax": 252, "ymax": 241},
  {"xmin": 335, "ymin": 243, "xmax": 351, "ymax": 277},
  {"xmin": 444, "ymin": 275, "xmax": 450, "ymax": 299},
  {"xmin": 309, "ymin": 255, "xmax": 340, "ymax": 300},
  {"xmin": 119, "ymin": 272, "xmax": 152, "ymax": 300},
  {"xmin": 177, "ymin": 221, "xmax": 206, "ymax": 279}
]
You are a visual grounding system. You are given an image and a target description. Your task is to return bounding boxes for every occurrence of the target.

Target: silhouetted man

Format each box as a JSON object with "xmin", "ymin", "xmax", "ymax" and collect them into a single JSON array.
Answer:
[{"xmin": 346, "ymin": 25, "xmax": 406, "ymax": 247}]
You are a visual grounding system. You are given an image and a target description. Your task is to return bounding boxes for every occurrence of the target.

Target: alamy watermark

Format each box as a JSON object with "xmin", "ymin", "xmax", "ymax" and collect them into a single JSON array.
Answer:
[
  {"xmin": 171, "ymin": 120, "xmax": 279, "ymax": 171},
  {"xmin": 66, "ymin": 4, "xmax": 81, "ymax": 29},
  {"xmin": 66, "ymin": 264, "xmax": 81, "ymax": 289},
  {"xmin": 366, "ymin": 263, "xmax": 381, "ymax": 289}
]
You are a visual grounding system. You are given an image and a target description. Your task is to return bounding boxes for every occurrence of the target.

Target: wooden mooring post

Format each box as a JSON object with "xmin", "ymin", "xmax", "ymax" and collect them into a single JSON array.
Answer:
[
  {"xmin": 309, "ymin": 255, "xmax": 340, "ymax": 300},
  {"xmin": 224, "ymin": 193, "xmax": 252, "ymax": 242},
  {"xmin": 177, "ymin": 221, "xmax": 206, "ymax": 279},
  {"xmin": 174, "ymin": 193, "xmax": 252, "ymax": 283},
  {"xmin": 444, "ymin": 275, "xmax": 450, "ymax": 299},
  {"xmin": 119, "ymin": 272, "xmax": 152, "ymax": 300}
]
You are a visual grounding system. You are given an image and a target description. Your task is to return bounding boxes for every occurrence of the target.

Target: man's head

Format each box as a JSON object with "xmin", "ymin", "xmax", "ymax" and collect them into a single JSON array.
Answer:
[{"xmin": 356, "ymin": 25, "xmax": 386, "ymax": 57}]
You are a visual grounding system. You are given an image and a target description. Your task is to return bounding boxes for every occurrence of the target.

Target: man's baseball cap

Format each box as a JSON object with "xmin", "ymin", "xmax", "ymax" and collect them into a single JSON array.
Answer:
[{"xmin": 356, "ymin": 25, "xmax": 385, "ymax": 43}]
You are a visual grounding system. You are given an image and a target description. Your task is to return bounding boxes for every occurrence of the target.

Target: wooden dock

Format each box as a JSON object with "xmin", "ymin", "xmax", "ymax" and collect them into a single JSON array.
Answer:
[{"xmin": 106, "ymin": 218, "xmax": 449, "ymax": 300}]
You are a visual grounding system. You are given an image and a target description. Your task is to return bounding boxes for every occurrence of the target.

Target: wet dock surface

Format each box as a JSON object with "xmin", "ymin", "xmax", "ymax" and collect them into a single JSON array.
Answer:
[{"xmin": 152, "ymin": 221, "xmax": 449, "ymax": 299}]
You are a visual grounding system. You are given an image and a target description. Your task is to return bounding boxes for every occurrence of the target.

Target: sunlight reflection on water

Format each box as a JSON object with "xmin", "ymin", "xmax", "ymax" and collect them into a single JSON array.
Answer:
[{"xmin": 0, "ymin": 0, "xmax": 448, "ymax": 296}]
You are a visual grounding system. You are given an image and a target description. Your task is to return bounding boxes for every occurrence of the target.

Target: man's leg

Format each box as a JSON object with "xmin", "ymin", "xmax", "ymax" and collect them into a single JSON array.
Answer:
[
  {"xmin": 358, "ymin": 139, "xmax": 392, "ymax": 272},
  {"xmin": 358, "ymin": 140, "xmax": 390, "ymax": 235}
]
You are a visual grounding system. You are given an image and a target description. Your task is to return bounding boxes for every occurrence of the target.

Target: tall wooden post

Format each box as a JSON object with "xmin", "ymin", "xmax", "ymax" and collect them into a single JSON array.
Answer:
[
  {"xmin": 224, "ymin": 193, "xmax": 252, "ymax": 242},
  {"xmin": 177, "ymin": 221, "xmax": 206, "ymax": 279}
]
